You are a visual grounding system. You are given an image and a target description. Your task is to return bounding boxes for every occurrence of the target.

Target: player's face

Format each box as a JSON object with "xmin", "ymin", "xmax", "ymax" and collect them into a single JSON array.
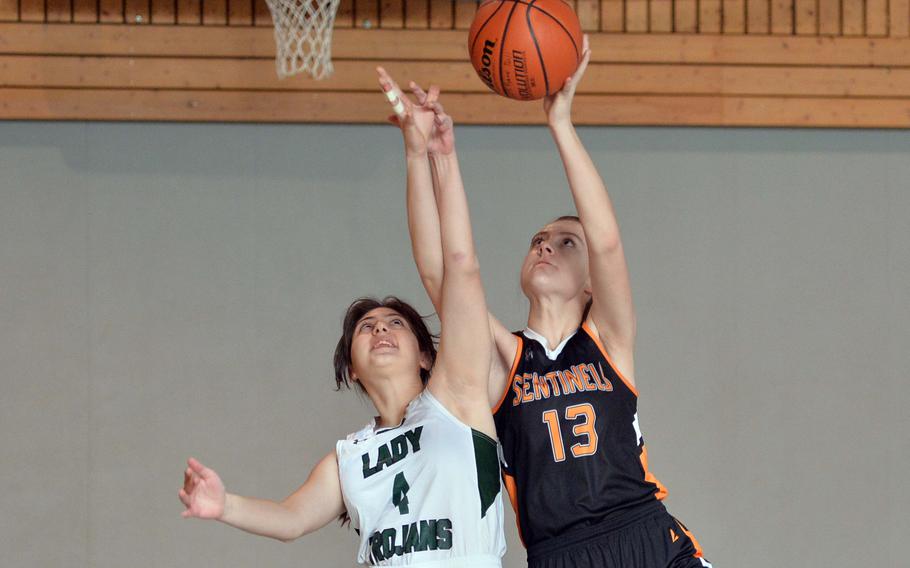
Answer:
[
  {"xmin": 349, "ymin": 307, "xmax": 427, "ymax": 385},
  {"xmin": 520, "ymin": 219, "xmax": 590, "ymax": 301}
]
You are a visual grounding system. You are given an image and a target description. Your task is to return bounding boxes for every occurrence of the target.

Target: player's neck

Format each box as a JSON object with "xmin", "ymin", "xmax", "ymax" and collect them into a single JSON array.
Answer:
[
  {"xmin": 526, "ymin": 298, "xmax": 584, "ymax": 352},
  {"xmin": 367, "ymin": 375, "xmax": 423, "ymax": 429}
]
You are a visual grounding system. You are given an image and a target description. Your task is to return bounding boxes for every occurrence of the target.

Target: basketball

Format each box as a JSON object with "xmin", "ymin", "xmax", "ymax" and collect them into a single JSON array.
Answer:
[{"xmin": 468, "ymin": 0, "xmax": 583, "ymax": 101}]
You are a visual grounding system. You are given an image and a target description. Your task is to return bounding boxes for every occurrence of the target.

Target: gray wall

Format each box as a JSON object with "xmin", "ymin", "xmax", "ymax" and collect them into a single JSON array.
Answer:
[{"xmin": 1, "ymin": 122, "xmax": 907, "ymax": 568}]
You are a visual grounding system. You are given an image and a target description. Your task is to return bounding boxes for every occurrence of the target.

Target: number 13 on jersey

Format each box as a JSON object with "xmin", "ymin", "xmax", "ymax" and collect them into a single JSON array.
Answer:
[{"xmin": 542, "ymin": 403, "xmax": 599, "ymax": 462}]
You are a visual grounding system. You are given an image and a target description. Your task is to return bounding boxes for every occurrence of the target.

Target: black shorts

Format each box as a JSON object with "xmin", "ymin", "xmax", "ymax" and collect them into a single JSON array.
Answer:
[{"xmin": 527, "ymin": 509, "xmax": 711, "ymax": 568}]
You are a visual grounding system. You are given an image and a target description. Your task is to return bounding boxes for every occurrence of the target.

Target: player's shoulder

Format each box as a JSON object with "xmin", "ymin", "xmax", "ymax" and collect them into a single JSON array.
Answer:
[{"xmin": 582, "ymin": 316, "xmax": 637, "ymax": 393}]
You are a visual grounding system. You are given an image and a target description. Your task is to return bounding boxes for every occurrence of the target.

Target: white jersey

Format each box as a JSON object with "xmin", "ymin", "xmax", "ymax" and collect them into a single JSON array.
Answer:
[{"xmin": 336, "ymin": 389, "xmax": 506, "ymax": 567}]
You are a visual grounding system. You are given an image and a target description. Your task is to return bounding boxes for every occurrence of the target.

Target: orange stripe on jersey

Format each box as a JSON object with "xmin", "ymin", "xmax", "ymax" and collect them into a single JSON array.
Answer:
[
  {"xmin": 639, "ymin": 445, "xmax": 669, "ymax": 500},
  {"xmin": 492, "ymin": 336, "xmax": 524, "ymax": 413},
  {"xmin": 675, "ymin": 518, "xmax": 705, "ymax": 558},
  {"xmin": 502, "ymin": 473, "xmax": 526, "ymax": 548},
  {"xmin": 581, "ymin": 320, "xmax": 639, "ymax": 397}
]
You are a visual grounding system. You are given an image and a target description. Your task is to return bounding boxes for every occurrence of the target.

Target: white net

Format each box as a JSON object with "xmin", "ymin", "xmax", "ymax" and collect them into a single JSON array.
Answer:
[{"xmin": 265, "ymin": 0, "xmax": 342, "ymax": 80}]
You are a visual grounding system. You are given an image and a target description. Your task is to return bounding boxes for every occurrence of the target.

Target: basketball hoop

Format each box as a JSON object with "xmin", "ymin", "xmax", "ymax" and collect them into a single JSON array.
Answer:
[{"xmin": 265, "ymin": 0, "xmax": 342, "ymax": 80}]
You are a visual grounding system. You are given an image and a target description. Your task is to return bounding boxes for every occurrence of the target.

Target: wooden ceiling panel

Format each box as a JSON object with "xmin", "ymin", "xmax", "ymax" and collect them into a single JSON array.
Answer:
[{"xmin": 1, "ymin": 0, "xmax": 910, "ymax": 126}]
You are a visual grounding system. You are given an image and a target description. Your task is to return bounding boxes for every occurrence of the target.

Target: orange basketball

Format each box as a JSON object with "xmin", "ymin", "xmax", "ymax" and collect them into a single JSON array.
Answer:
[{"xmin": 468, "ymin": 0, "xmax": 583, "ymax": 101}]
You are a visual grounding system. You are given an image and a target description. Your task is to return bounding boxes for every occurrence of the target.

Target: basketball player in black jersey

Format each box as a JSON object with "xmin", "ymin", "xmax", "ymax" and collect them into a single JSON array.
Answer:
[{"xmin": 382, "ymin": 36, "xmax": 712, "ymax": 568}]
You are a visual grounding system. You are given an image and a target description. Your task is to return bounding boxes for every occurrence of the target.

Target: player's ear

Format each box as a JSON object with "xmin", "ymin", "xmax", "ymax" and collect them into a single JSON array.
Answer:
[{"xmin": 418, "ymin": 351, "xmax": 432, "ymax": 372}]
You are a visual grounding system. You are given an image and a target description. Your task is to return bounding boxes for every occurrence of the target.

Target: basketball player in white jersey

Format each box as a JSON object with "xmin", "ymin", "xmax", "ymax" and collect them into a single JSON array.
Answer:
[{"xmin": 178, "ymin": 78, "xmax": 506, "ymax": 567}]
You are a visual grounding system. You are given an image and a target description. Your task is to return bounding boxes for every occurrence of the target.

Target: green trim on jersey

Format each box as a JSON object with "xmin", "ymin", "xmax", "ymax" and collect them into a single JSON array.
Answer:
[{"xmin": 471, "ymin": 429, "xmax": 500, "ymax": 519}]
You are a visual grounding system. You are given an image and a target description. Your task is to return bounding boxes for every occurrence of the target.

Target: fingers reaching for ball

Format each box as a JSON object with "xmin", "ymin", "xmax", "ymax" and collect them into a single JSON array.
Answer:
[
  {"xmin": 430, "ymin": 101, "xmax": 452, "ymax": 132},
  {"xmin": 409, "ymin": 82, "xmax": 440, "ymax": 109},
  {"xmin": 378, "ymin": 68, "xmax": 448, "ymax": 155},
  {"xmin": 425, "ymin": 100, "xmax": 455, "ymax": 155}
]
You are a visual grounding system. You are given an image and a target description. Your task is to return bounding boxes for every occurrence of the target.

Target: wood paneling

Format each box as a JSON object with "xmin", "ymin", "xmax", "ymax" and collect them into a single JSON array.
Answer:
[
  {"xmin": 576, "ymin": 0, "xmax": 599, "ymax": 31},
  {"xmin": 254, "ymin": 0, "xmax": 270, "ymax": 26},
  {"xmin": 675, "ymin": 0, "xmax": 697, "ymax": 32},
  {"xmin": 100, "ymin": 0, "xmax": 124, "ymax": 22},
  {"xmin": 404, "ymin": 0, "xmax": 427, "ymax": 28},
  {"xmin": 747, "ymin": 0, "xmax": 770, "ymax": 33},
  {"xmin": 3, "ymin": 0, "xmax": 910, "ymax": 128},
  {"xmin": 428, "ymin": 0, "xmax": 450, "ymax": 28},
  {"xmin": 699, "ymin": 0, "xmax": 722, "ymax": 33},
  {"xmin": 626, "ymin": 0, "xmax": 647, "ymax": 32},
  {"xmin": 3, "ymin": 88, "xmax": 910, "ymax": 127},
  {"xmin": 20, "ymin": 0, "xmax": 46, "ymax": 21},
  {"xmin": 600, "ymin": 0, "xmax": 623, "ymax": 31},
  {"xmin": 770, "ymin": 0, "xmax": 793, "ymax": 34},
  {"xmin": 152, "ymin": 0, "xmax": 177, "ymax": 24},
  {"xmin": 892, "ymin": 0, "xmax": 910, "ymax": 37},
  {"xmin": 0, "ymin": 0, "xmax": 19, "ymax": 21},
  {"xmin": 651, "ymin": 0, "xmax": 673, "ymax": 33},
  {"xmin": 842, "ymin": 0, "xmax": 864, "ymax": 36},
  {"xmin": 866, "ymin": 0, "xmax": 887, "ymax": 36},
  {"xmin": 125, "ymin": 0, "xmax": 150, "ymax": 23},
  {"xmin": 46, "ymin": 0, "xmax": 72, "ymax": 22},
  {"xmin": 7, "ymin": 55, "xmax": 910, "ymax": 98},
  {"xmin": 818, "ymin": 0, "xmax": 839, "ymax": 34},
  {"xmin": 335, "ymin": 0, "xmax": 352, "ymax": 26},
  {"xmin": 8, "ymin": 25, "xmax": 910, "ymax": 65},
  {"xmin": 381, "ymin": 0, "xmax": 404, "ymax": 28},
  {"xmin": 227, "ymin": 0, "xmax": 251, "ymax": 25},
  {"xmin": 177, "ymin": 0, "xmax": 201, "ymax": 24},
  {"xmin": 355, "ymin": 0, "xmax": 379, "ymax": 28},
  {"xmin": 794, "ymin": 0, "xmax": 816, "ymax": 35},
  {"xmin": 203, "ymin": 0, "xmax": 227, "ymax": 24},
  {"xmin": 73, "ymin": 0, "xmax": 97, "ymax": 22},
  {"xmin": 453, "ymin": 0, "xmax": 476, "ymax": 29},
  {"xmin": 723, "ymin": 0, "xmax": 745, "ymax": 33},
  {"xmin": 0, "ymin": 0, "xmax": 899, "ymax": 36}
]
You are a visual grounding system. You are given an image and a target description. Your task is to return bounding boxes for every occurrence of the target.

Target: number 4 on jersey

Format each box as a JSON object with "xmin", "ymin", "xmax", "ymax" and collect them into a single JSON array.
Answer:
[
  {"xmin": 542, "ymin": 403, "xmax": 599, "ymax": 462},
  {"xmin": 392, "ymin": 471, "xmax": 411, "ymax": 514}
]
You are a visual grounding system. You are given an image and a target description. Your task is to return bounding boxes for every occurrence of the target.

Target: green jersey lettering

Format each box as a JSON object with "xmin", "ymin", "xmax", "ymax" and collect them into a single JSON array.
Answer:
[
  {"xmin": 368, "ymin": 518, "xmax": 454, "ymax": 561},
  {"xmin": 361, "ymin": 426, "xmax": 425, "ymax": 478}
]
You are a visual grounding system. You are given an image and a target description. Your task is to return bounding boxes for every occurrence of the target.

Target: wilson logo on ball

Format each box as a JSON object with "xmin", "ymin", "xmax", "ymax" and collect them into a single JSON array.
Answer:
[{"xmin": 479, "ymin": 39, "xmax": 497, "ymax": 91}]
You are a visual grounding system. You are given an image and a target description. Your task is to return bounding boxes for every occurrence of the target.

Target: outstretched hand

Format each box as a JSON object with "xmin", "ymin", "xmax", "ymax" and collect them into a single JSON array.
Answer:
[
  {"xmin": 543, "ymin": 34, "xmax": 591, "ymax": 127},
  {"xmin": 377, "ymin": 67, "xmax": 454, "ymax": 156},
  {"xmin": 178, "ymin": 457, "xmax": 226, "ymax": 520},
  {"xmin": 410, "ymin": 82, "xmax": 455, "ymax": 156}
]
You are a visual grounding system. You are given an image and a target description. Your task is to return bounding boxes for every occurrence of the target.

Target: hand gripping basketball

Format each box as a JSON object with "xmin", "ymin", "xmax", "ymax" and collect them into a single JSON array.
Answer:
[{"xmin": 543, "ymin": 34, "xmax": 591, "ymax": 125}]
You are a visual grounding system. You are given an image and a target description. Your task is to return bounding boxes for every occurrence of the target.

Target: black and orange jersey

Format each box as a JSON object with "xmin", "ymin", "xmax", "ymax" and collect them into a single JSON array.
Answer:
[{"xmin": 493, "ymin": 322, "xmax": 668, "ymax": 549}]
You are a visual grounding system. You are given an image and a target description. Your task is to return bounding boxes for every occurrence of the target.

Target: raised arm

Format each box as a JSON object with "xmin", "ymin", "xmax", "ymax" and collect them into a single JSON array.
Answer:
[
  {"xmin": 179, "ymin": 453, "xmax": 344, "ymax": 542},
  {"xmin": 377, "ymin": 78, "xmax": 494, "ymax": 435},
  {"xmin": 377, "ymin": 70, "xmax": 518, "ymax": 407},
  {"xmin": 424, "ymin": 112, "xmax": 498, "ymax": 438},
  {"xmin": 545, "ymin": 36, "xmax": 637, "ymax": 381},
  {"xmin": 377, "ymin": 68, "xmax": 444, "ymax": 315}
]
